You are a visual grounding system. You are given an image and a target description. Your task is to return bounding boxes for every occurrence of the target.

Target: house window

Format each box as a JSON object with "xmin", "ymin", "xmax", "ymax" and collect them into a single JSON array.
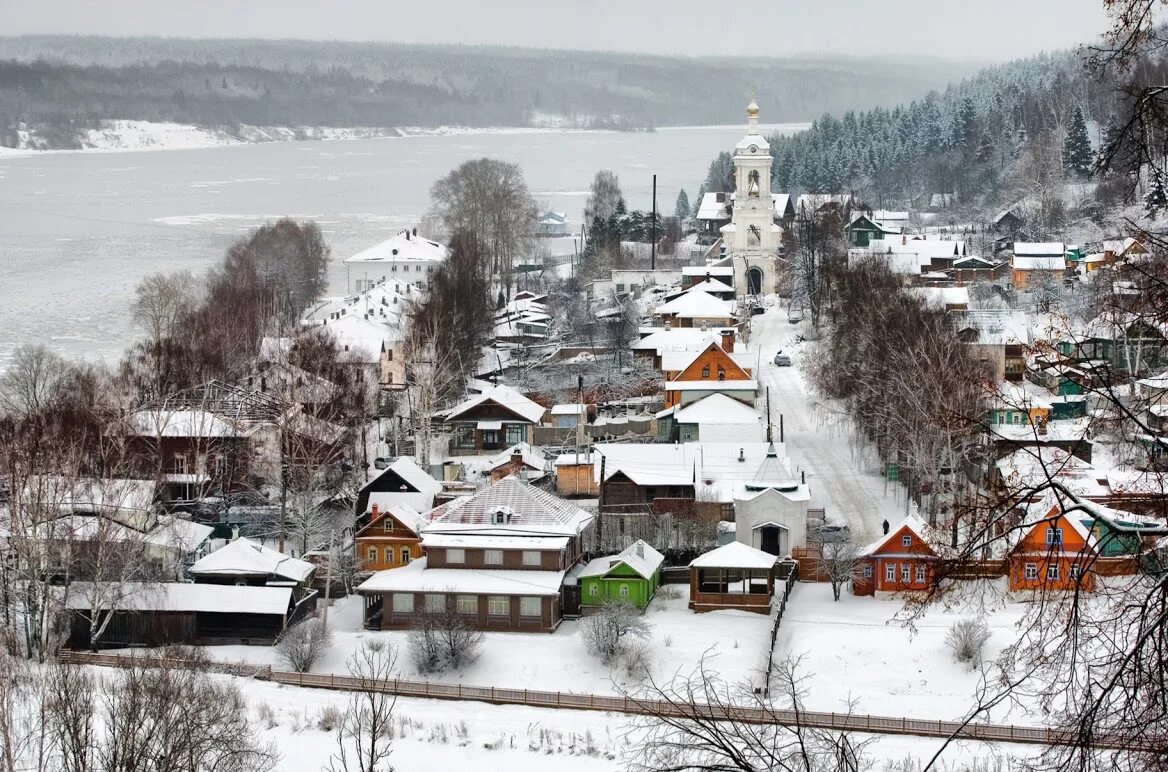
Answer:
[
  {"xmin": 717, "ymin": 366, "xmax": 725, "ymax": 381},
  {"xmin": 885, "ymin": 563, "xmax": 896, "ymax": 582},
  {"xmin": 519, "ymin": 596, "xmax": 541, "ymax": 617},
  {"xmin": 366, "ymin": 546, "xmax": 377, "ymax": 563},
  {"xmin": 522, "ymin": 550, "xmax": 540, "ymax": 567},
  {"xmin": 1047, "ymin": 564, "xmax": 1060, "ymax": 581},
  {"xmin": 401, "ymin": 548, "xmax": 411, "ymax": 565},
  {"xmin": 505, "ymin": 424, "xmax": 527, "ymax": 445},
  {"xmin": 1045, "ymin": 527, "xmax": 1063, "ymax": 546},
  {"xmin": 915, "ymin": 565, "xmax": 926, "ymax": 584},
  {"xmin": 446, "ymin": 548, "xmax": 465, "ymax": 565},
  {"xmin": 619, "ymin": 584, "xmax": 629, "ymax": 597},
  {"xmin": 863, "ymin": 564, "xmax": 873, "ymax": 578},
  {"xmin": 616, "ymin": 283, "xmax": 626, "ymax": 293},
  {"xmin": 488, "ymin": 596, "xmax": 509, "ymax": 617},
  {"xmin": 701, "ymin": 365, "xmax": 710, "ymax": 378},
  {"xmin": 1069, "ymin": 564, "xmax": 1082, "ymax": 580},
  {"xmin": 901, "ymin": 535, "xmax": 912, "ymax": 547},
  {"xmin": 457, "ymin": 595, "xmax": 477, "ymax": 615},
  {"xmin": 425, "ymin": 594, "xmax": 445, "ymax": 613},
  {"xmin": 392, "ymin": 593, "xmax": 414, "ymax": 613},
  {"xmin": 172, "ymin": 453, "xmax": 188, "ymax": 473},
  {"xmin": 493, "ymin": 510, "xmax": 508, "ymax": 525},
  {"xmin": 1024, "ymin": 563, "xmax": 1038, "ymax": 580},
  {"xmin": 901, "ymin": 565, "xmax": 911, "ymax": 583},
  {"xmin": 589, "ymin": 584, "xmax": 599, "ymax": 596},
  {"xmin": 382, "ymin": 520, "xmax": 392, "ymax": 531},
  {"xmin": 484, "ymin": 550, "xmax": 503, "ymax": 566}
]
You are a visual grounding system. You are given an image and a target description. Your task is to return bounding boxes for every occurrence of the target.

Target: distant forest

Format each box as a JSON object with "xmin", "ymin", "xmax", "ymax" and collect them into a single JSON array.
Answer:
[
  {"xmin": 698, "ymin": 45, "xmax": 1144, "ymax": 215},
  {"xmin": 0, "ymin": 35, "xmax": 980, "ymax": 149}
]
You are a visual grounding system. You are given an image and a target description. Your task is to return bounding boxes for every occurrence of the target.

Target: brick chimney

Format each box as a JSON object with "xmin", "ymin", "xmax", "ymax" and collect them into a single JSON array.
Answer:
[
  {"xmin": 370, "ymin": 503, "xmax": 380, "ymax": 518},
  {"xmin": 720, "ymin": 328, "xmax": 735, "ymax": 353}
]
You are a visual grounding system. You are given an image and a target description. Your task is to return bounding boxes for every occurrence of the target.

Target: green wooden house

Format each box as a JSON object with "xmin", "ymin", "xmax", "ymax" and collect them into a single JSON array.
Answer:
[
  {"xmin": 845, "ymin": 214, "xmax": 900, "ymax": 248},
  {"xmin": 578, "ymin": 540, "xmax": 665, "ymax": 610}
]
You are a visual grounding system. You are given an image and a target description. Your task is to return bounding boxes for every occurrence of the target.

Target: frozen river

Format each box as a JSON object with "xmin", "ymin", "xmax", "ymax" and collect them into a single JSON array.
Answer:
[{"xmin": 0, "ymin": 123, "xmax": 805, "ymax": 366}]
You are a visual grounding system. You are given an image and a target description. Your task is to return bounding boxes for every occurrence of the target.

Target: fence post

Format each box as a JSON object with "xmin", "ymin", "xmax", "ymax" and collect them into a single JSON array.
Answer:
[
  {"xmin": 589, "ymin": 694, "xmax": 594, "ymax": 709},
  {"xmin": 458, "ymin": 683, "xmax": 462, "ymax": 699},
  {"xmin": 491, "ymin": 686, "xmax": 495, "ymax": 702}
]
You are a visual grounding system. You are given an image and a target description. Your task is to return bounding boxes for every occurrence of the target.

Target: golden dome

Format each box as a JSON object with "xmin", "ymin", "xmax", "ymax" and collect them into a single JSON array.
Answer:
[{"xmin": 747, "ymin": 97, "xmax": 759, "ymax": 118}]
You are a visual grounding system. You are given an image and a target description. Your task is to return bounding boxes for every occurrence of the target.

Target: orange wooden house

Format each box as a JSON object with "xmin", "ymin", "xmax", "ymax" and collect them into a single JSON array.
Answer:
[
  {"xmin": 661, "ymin": 342, "xmax": 757, "ymax": 408},
  {"xmin": 1007, "ymin": 505, "xmax": 1097, "ymax": 592},
  {"xmin": 354, "ymin": 503, "xmax": 429, "ymax": 574},
  {"xmin": 854, "ymin": 516, "xmax": 940, "ymax": 596}
]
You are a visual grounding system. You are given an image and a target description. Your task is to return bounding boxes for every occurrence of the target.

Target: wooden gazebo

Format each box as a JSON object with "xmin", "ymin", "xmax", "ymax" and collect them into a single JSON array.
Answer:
[{"xmin": 688, "ymin": 542, "xmax": 776, "ymax": 614}]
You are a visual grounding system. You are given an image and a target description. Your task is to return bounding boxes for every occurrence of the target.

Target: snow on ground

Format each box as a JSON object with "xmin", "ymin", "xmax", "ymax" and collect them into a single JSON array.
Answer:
[
  {"xmin": 747, "ymin": 306, "xmax": 912, "ymax": 543},
  {"xmin": 776, "ymin": 582, "xmax": 1036, "ymax": 726},
  {"xmin": 167, "ymin": 586, "xmax": 774, "ymax": 695},
  {"xmin": 230, "ymin": 674, "xmax": 1042, "ymax": 771}
]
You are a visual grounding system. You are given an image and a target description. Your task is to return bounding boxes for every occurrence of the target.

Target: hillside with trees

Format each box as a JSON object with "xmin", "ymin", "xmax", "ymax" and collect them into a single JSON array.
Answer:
[{"xmin": 0, "ymin": 35, "xmax": 981, "ymax": 149}]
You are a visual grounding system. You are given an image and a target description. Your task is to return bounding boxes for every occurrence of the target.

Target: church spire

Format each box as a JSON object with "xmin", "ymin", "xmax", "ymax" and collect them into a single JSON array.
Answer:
[{"xmin": 746, "ymin": 91, "xmax": 760, "ymax": 135}]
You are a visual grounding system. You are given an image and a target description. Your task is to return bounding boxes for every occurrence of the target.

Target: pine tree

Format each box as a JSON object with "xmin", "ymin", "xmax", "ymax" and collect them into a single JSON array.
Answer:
[
  {"xmin": 1063, "ymin": 107, "xmax": 1093, "ymax": 178},
  {"xmin": 675, "ymin": 189, "xmax": 691, "ymax": 221},
  {"xmin": 1145, "ymin": 168, "xmax": 1168, "ymax": 214}
]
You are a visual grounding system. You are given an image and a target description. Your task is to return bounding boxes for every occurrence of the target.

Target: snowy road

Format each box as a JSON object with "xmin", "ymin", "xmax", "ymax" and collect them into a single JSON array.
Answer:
[{"xmin": 746, "ymin": 305, "xmax": 909, "ymax": 545}]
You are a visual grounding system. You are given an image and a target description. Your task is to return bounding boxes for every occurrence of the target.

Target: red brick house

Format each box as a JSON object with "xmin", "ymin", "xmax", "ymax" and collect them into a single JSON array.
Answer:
[{"xmin": 854, "ymin": 517, "xmax": 940, "ymax": 596}]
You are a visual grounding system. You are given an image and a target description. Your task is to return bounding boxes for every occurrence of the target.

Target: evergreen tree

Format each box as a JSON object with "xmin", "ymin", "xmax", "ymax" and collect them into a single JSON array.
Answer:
[
  {"xmin": 1063, "ymin": 106, "xmax": 1093, "ymax": 178},
  {"xmin": 675, "ymin": 189, "xmax": 691, "ymax": 221},
  {"xmin": 1145, "ymin": 168, "xmax": 1168, "ymax": 214}
]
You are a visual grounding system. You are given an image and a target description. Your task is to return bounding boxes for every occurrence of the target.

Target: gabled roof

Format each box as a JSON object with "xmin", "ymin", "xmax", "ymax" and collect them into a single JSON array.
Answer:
[
  {"xmin": 128, "ymin": 409, "xmax": 247, "ymax": 438},
  {"xmin": 344, "ymin": 230, "xmax": 448, "ymax": 265},
  {"xmin": 631, "ymin": 327, "xmax": 722, "ymax": 356},
  {"xmin": 681, "ymin": 265, "xmax": 734, "ymax": 277},
  {"xmin": 690, "ymin": 541, "xmax": 777, "ymax": 569},
  {"xmin": 1011, "ymin": 496, "xmax": 1098, "ymax": 555},
  {"xmin": 424, "ymin": 476, "xmax": 593, "ymax": 536},
  {"xmin": 188, "ymin": 538, "xmax": 316, "ymax": 583},
  {"xmin": 1014, "ymin": 242, "xmax": 1065, "ymax": 257},
  {"xmin": 654, "ymin": 290, "xmax": 736, "ymax": 319},
  {"xmin": 858, "ymin": 515, "xmax": 939, "ymax": 557},
  {"xmin": 673, "ymin": 392, "xmax": 763, "ymax": 426},
  {"xmin": 443, "ymin": 384, "xmax": 546, "ymax": 425},
  {"xmin": 686, "ymin": 278, "xmax": 735, "ymax": 294},
  {"xmin": 356, "ymin": 502, "xmax": 430, "ymax": 537},
  {"xmin": 361, "ymin": 457, "xmax": 443, "ymax": 500},
  {"xmin": 66, "ymin": 582, "xmax": 293, "ymax": 615},
  {"xmin": 578, "ymin": 540, "xmax": 665, "ymax": 580}
]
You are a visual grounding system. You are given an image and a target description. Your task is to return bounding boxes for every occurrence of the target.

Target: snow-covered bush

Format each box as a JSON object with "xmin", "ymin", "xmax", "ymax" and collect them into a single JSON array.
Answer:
[
  {"xmin": 946, "ymin": 618, "xmax": 991, "ymax": 664},
  {"xmin": 407, "ymin": 606, "xmax": 485, "ymax": 673},
  {"xmin": 276, "ymin": 616, "xmax": 333, "ymax": 673},
  {"xmin": 317, "ymin": 704, "xmax": 343, "ymax": 732},
  {"xmin": 622, "ymin": 639, "xmax": 653, "ymax": 680},
  {"xmin": 581, "ymin": 600, "xmax": 651, "ymax": 664}
]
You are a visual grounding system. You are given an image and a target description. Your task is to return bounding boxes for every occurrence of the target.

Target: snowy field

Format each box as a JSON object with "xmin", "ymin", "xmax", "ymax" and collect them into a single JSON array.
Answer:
[{"xmin": 167, "ymin": 587, "xmax": 775, "ymax": 695}]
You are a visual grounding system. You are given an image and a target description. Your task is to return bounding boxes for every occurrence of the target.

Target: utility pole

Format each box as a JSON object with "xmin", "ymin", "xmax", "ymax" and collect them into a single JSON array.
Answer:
[
  {"xmin": 766, "ymin": 388, "xmax": 772, "ymax": 444},
  {"xmin": 321, "ymin": 530, "xmax": 335, "ymax": 627},
  {"xmin": 651, "ymin": 173, "xmax": 657, "ymax": 270}
]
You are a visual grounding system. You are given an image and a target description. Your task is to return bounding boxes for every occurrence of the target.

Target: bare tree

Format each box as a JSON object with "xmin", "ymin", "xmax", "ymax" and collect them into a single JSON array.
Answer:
[
  {"xmin": 131, "ymin": 271, "xmax": 197, "ymax": 397},
  {"xmin": 580, "ymin": 599, "xmax": 652, "ymax": 665},
  {"xmin": 275, "ymin": 616, "xmax": 333, "ymax": 673},
  {"xmin": 428, "ymin": 158, "xmax": 539, "ymax": 296},
  {"xmin": 584, "ymin": 169, "xmax": 624, "ymax": 225},
  {"xmin": 817, "ymin": 541, "xmax": 859, "ymax": 602},
  {"xmin": 406, "ymin": 599, "xmax": 484, "ymax": 674},
  {"xmin": 327, "ymin": 641, "xmax": 399, "ymax": 772},
  {"xmin": 624, "ymin": 656, "xmax": 873, "ymax": 772},
  {"xmin": 945, "ymin": 618, "xmax": 991, "ymax": 666}
]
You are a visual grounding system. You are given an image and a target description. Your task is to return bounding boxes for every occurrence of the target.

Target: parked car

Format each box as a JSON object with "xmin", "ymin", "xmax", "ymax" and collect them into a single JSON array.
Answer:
[
  {"xmin": 809, "ymin": 522, "xmax": 851, "ymax": 543},
  {"xmin": 373, "ymin": 457, "xmax": 392, "ymax": 470},
  {"xmin": 773, "ymin": 353, "xmax": 792, "ymax": 367}
]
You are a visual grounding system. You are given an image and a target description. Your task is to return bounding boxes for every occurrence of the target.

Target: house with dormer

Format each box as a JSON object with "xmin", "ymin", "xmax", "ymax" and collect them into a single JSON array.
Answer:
[
  {"xmin": 354, "ymin": 503, "xmax": 430, "ymax": 574},
  {"xmin": 853, "ymin": 517, "xmax": 942, "ymax": 596},
  {"xmin": 357, "ymin": 477, "xmax": 594, "ymax": 632},
  {"xmin": 442, "ymin": 384, "xmax": 547, "ymax": 455}
]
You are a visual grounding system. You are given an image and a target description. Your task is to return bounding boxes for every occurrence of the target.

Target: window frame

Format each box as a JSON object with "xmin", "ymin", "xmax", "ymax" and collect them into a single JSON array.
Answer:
[
  {"xmin": 487, "ymin": 595, "xmax": 509, "ymax": 617},
  {"xmin": 915, "ymin": 564, "xmax": 926, "ymax": 584},
  {"xmin": 446, "ymin": 548, "xmax": 466, "ymax": 565},
  {"xmin": 1024, "ymin": 563, "xmax": 1039, "ymax": 580},
  {"xmin": 885, "ymin": 563, "xmax": 896, "ymax": 582},
  {"xmin": 901, "ymin": 534, "xmax": 912, "ymax": 547},
  {"xmin": 521, "ymin": 550, "xmax": 541, "ymax": 567},
  {"xmin": 425, "ymin": 593, "xmax": 445, "ymax": 613},
  {"xmin": 518, "ymin": 596, "xmax": 541, "ymax": 618},
  {"xmin": 456, "ymin": 595, "xmax": 478, "ymax": 615},
  {"xmin": 484, "ymin": 549, "xmax": 504, "ymax": 566},
  {"xmin": 1047, "ymin": 563, "xmax": 1060, "ymax": 581},
  {"xmin": 901, "ymin": 564, "xmax": 911, "ymax": 583},
  {"xmin": 400, "ymin": 548, "xmax": 411, "ymax": 565},
  {"xmin": 392, "ymin": 593, "xmax": 414, "ymax": 613}
]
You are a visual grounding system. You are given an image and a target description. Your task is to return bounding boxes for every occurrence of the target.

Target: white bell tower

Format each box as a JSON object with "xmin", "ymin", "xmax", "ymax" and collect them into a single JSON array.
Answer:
[{"xmin": 721, "ymin": 97, "xmax": 782, "ymax": 295}]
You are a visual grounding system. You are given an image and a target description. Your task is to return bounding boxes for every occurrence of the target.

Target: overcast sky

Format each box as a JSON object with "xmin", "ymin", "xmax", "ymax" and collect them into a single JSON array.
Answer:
[{"xmin": 6, "ymin": 0, "xmax": 1112, "ymax": 61}]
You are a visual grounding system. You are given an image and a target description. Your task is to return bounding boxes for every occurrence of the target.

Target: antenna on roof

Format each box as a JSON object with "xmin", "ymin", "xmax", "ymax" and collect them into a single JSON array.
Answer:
[{"xmin": 766, "ymin": 388, "xmax": 772, "ymax": 444}]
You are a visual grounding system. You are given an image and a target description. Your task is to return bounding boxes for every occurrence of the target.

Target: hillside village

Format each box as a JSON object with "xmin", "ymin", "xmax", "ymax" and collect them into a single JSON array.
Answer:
[{"xmin": 6, "ymin": 74, "xmax": 1168, "ymax": 772}]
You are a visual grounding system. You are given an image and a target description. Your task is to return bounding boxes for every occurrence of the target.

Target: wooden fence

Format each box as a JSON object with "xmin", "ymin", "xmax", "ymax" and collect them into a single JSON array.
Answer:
[
  {"xmin": 763, "ymin": 565, "xmax": 799, "ymax": 692},
  {"xmin": 56, "ymin": 648, "xmax": 1147, "ymax": 751}
]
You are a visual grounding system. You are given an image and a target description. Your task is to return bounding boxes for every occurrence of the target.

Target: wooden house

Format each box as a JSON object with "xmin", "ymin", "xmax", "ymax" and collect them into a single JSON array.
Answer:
[
  {"xmin": 853, "ymin": 517, "xmax": 939, "ymax": 596},
  {"xmin": 66, "ymin": 582, "xmax": 312, "ymax": 649},
  {"xmin": 355, "ymin": 457, "xmax": 443, "ymax": 519},
  {"xmin": 554, "ymin": 453, "xmax": 600, "ymax": 497},
  {"xmin": 578, "ymin": 540, "xmax": 664, "ymax": 611},
  {"xmin": 992, "ymin": 208, "xmax": 1024, "ymax": 234},
  {"xmin": 661, "ymin": 342, "xmax": 756, "ymax": 408},
  {"xmin": 1008, "ymin": 505, "xmax": 1097, "ymax": 592},
  {"xmin": 187, "ymin": 537, "xmax": 317, "ymax": 594},
  {"xmin": 845, "ymin": 213, "xmax": 901, "ymax": 248},
  {"xmin": 442, "ymin": 384, "xmax": 547, "ymax": 455},
  {"xmin": 354, "ymin": 503, "xmax": 427, "ymax": 573},
  {"xmin": 1102, "ymin": 237, "xmax": 1147, "ymax": 262},
  {"xmin": 688, "ymin": 542, "xmax": 776, "ymax": 614},
  {"xmin": 1011, "ymin": 242, "xmax": 1066, "ymax": 289},
  {"xmin": 486, "ymin": 444, "xmax": 546, "ymax": 482},
  {"xmin": 653, "ymin": 290, "xmax": 737, "ymax": 330},
  {"xmin": 950, "ymin": 310, "xmax": 1030, "ymax": 382},
  {"xmin": 357, "ymin": 477, "xmax": 594, "ymax": 632},
  {"xmin": 126, "ymin": 408, "xmax": 256, "ymax": 502}
]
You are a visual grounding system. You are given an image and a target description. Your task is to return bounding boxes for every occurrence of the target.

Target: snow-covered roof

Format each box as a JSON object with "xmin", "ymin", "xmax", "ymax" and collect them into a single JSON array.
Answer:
[
  {"xmin": 995, "ymin": 447, "xmax": 1109, "ymax": 500},
  {"xmin": 908, "ymin": 286, "xmax": 969, "ymax": 308},
  {"xmin": 858, "ymin": 515, "xmax": 937, "ymax": 557},
  {"xmin": 188, "ymin": 538, "xmax": 316, "ymax": 583},
  {"xmin": 664, "ymin": 380, "xmax": 757, "ymax": 391},
  {"xmin": 1013, "ymin": 255, "xmax": 1066, "ymax": 271},
  {"xmin": 595, "ymin": 441, "xmax": 795, "ymax": 502},
  {"xmin": 950, "ymin": 309, "xmax": 1030, "ymax": 346},
  {"xmin": 65, "ymin": 582, "xmax": 293, "ymax": 615},
  {"xmin": 654, "ymin": 290, "xmax": 736, "ymax": 319},
  {"xmin": 1012, "ymin": 495, "xmax": 1098, "ymax": 554},
  {"xmin": 686, "ymin": 278, "xmax": 735, "ymax": 294},
  {"xmin": 696, "ymin": 192, "xmax": 731, "ymax": 221},
  {"xmin": 1014, "ymin": 242, "xmax": 1065, "ymax": 257},
  {"xmin": 631, "ymin": 328, "xmax": 722, "ymax": 356},
  {"xmin": 358, "ymin": 557, "xmax": 565, "ymax": 595},
  {"xmin": 421, "ymin": 533, "xmax": 569, "ymax": 550},
  {"xmin": 690, "ymin": 541, "xmax": 777, "ymax": 569},
  {"xmin": 681, "ymin": 265, "xmax": 734, "ymax": 277},
  {"xmin": 128, "ymin": 409, "xmax": 246, "ymax": 438},
  {"xmin": 443, "ymin": 384, "xmax": 546, "ymax": 424},
  {"xmin": 344, "ymin": 230, "xmax": 448, "ymax": 265},
  {"xmin": 363, "ymin": 457, "xmax": 443, "ymax": 500},
  {"xmin": 146, "ymin": 516, "xmax": 215, "ymax": 551},
  {"xmin": 550, "ymin": 403, "xmax": 589, "ymax": 416},
  {"xmin": 485, "ymin": 443, "xmax": 547, "ymax": 475},
  {"xmin": 1103, "ymin": 237, "xmax": 1142, "ymax": 255},
  {"xmin": 673, "ymin": 393, "xmax": 763, "ymax": 426},
  {"xmin": 23, "ymin": 476, "xmax": 158, "ymax": 531},
  {"xmin": 424, "ymin": 477, "xmax": 593, "ymax": 536},
  {"xmin": 578, "ymin": 539, "xmax": 664, "ymax": 580}
]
